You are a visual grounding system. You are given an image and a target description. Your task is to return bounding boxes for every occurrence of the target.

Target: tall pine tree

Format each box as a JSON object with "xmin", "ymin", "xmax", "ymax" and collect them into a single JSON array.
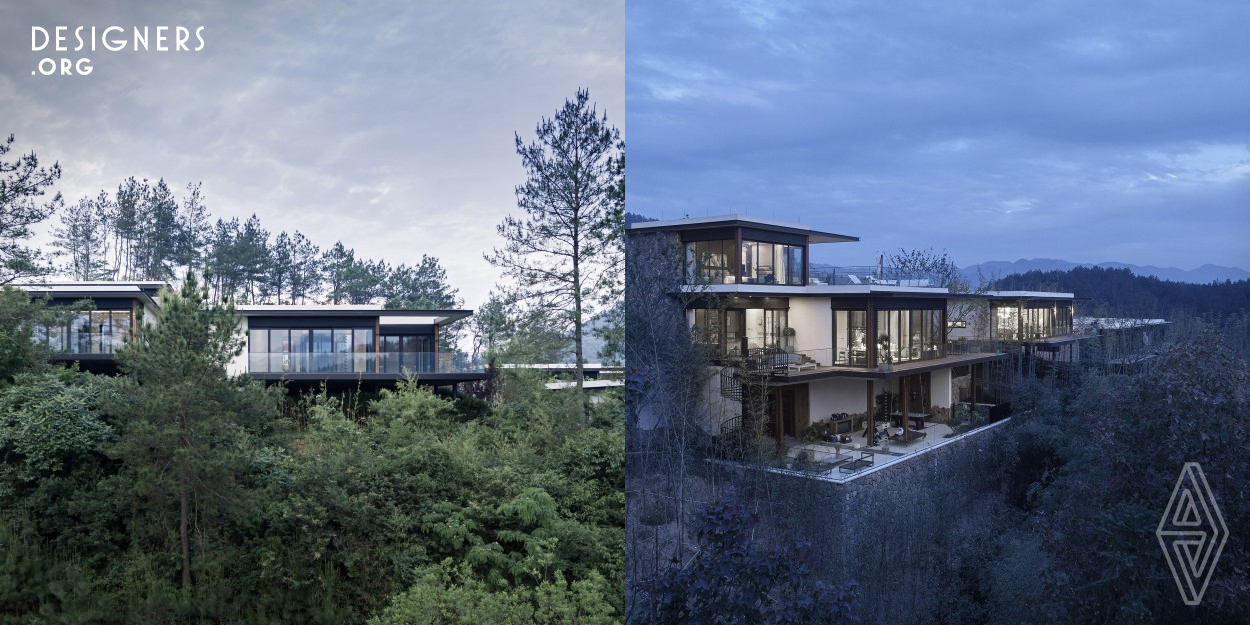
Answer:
[{"xmin": 485, "ymin": 89, "xmax": 624, "ymax": 394}]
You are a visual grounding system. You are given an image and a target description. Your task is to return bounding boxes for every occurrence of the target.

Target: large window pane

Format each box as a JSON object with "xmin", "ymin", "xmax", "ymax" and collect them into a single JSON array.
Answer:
[
  {"xmin": 111, "ymin": 311, "xmax": 131, "ymax": 351},
  {"xmin": 312, "ymin": 330, "xmax": 332, "ymax": 372},
  {"xmin": 332, "ymin": 329, "xmax": 352, "ymax": 372},
  {"xmin": 787, "ymin": 246, "xmax": 803, "ymax": 285},
  {"xmin": 249, "ymin": 329, "xmax": 268, "ymax": 372},
  {"xmin": 725, "ymin": 311, "xmax": 744, "ymax": 357},
  {"xmin": 271, "ymin": 329, "xmax": 291, "ymax": 373},
  {"xmin": 381, "ymin": 335, "xmax": 400, "ymax": 374},
  {"xmin": 686, "ymin": 240, "xmax": 736, "ymax": 284},
  {"xmin": 354, "ymin": 329, "xmax": 373, "ymax": 373}
]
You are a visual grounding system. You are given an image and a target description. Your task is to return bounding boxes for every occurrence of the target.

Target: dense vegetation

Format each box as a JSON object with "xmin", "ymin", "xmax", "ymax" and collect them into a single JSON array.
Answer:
[
  {"xmin": 0, "ymin": 86, "xmax": 627, "ymax": 622},
  {"xmin": 928, "ymin": 330, "xmax": 1249, "ymax": 623},
  {"xmin": 0, "ymin": 279, "xmax": 625, "ymax": 623},
  {"xmin": 992, "ymin": 266, "xmax": 1250, "ymax": 319},
  {"xmin": 626, "ymin": 233, "xmax": 1249, "ymax": 623}
]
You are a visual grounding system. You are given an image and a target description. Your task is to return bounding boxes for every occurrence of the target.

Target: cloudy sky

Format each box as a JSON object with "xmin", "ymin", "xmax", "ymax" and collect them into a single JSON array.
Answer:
[
  {"xmin": 627, "ymin": 0, "xmax": 1249, "ymax": 271},
  {"xmin": 1, "ymin": 0, "xmax": 623, "ymax": 308}
]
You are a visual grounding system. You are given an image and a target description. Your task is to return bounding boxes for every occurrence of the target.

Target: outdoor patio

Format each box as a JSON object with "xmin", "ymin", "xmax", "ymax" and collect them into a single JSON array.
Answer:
[{"xmin": 777, "ymin": 418, "xmax": 1008, "ymax": 483}]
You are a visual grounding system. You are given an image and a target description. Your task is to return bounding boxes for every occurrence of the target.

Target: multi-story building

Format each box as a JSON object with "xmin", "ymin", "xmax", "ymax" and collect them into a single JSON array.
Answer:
[
  {"xmin": 626, "ymin": 215, "xmax": 1082, "ymax": 473},
  {"xmin": 18, "ymin": 281, "xmax": 489, "ymax": 392}
]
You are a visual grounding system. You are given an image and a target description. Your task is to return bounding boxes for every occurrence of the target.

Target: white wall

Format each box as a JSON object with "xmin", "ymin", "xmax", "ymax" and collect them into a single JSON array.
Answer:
[
  {"xmin": 931, "ymin": 367, "xmax": 952, "ymax": 408},
  {"xmin": 788, "ymin": 297, "xmax": 831, "ymax": 358},
  {"xmin": 807, "ymin": 377, "xmax": 872, "ymax": 423},
  {"xmin": 226, "ymin": 317, "xmax": 249, "ymax": 377},
  {"xmin": 635, "ymin": 365, "xmax": 741, "ymax": 435}
]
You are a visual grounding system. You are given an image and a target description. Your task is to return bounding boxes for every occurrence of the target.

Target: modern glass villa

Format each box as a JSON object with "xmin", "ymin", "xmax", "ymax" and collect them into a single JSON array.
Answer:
[
  {"xmin": 17, "ymin": 282, "xmax": 490, "ymax": 390},
  {"xmin": 627, "ymin": 214, "xmax": 1100, "ymax": 478}
]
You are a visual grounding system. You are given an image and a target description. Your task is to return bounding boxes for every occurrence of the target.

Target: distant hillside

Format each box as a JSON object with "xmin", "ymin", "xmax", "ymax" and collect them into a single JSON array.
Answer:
[
  {"xmin": 991, "ymin": 266, "xmax": 1250, "ymax": 319},
  {"xmin": 625, "ymin": 212, "xmax": 656, "ymax": 227},
  {"xmin": 963, "ymin": 258, "xmax": 1249, "ymax": 285}
]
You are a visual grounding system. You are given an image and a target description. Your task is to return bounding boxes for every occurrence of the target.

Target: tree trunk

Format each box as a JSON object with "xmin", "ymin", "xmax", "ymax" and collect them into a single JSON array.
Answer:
[
  {"xmin": 179, "ymin": 413, "xmax": 191, "ymax": 589},
  {"xmin": 572, "ymin": 209, "xmax": 585, "ymax": 398}
]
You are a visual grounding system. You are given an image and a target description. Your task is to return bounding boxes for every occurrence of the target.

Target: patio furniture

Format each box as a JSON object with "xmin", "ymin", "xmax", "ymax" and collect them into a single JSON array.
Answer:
[
  {"xmin": 830, "ymin": 413, "xmax": 856, "ymax": 434},
  {"xmin": 838, "ymin": 451, "xmax": 875, "ymax": 473},
  {"xmin": 889, "ymin": 429, "xmax": 927, "ymax": 445},
  {"xmin": 890, "ymin": 411, "xmax": 931, "ymax": 430}
]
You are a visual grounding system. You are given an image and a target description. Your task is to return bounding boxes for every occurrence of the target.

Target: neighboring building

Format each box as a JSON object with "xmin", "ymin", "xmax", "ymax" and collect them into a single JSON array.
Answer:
[
  {"xmin": 1074, "ymin": 316, "xmax": 1170, "ymax": 372},
  {"xmin": 18, "ymin": 281, "xmax": 490, "ymax": 392},
  {"xmin": 626, "ymin": 215, "xmax": 1090, "ymax": 474},
  {"xmin": 22, "ymin": 281, "xmax": 164, "ymax": 375}
]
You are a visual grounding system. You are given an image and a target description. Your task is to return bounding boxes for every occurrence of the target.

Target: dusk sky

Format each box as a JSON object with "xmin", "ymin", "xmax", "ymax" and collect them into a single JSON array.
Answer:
[
  {"xmin": 626, "ymin": 0, "xmax": 1249, "ymax": 271},
  {"xmin": 2, "ymin": 0, "xmax": 624, "ymax": 309}
]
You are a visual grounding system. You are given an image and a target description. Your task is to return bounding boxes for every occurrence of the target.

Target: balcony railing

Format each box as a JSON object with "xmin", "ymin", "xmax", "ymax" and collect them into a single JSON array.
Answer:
[
  {"xmin": 945, "ymin": 339, "xmax": 1007, "ymax": 355},
  {"xmin": 40, "ymin": 333, "xmax": 129, "ymax": 355},
  {"xmin": 808, "ymin": 266, "xmax": 936, "ymax": 287},
  {"xmin": 246, "ymin": 352, "xmax": 485, "ymax": 375},
  {"xmin": 741, "ymin": 347, "xmax": 832, "ymax": 374}
]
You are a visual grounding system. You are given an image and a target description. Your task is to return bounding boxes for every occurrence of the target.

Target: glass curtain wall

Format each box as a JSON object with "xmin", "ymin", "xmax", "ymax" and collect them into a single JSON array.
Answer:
[
  {"xmin": 248, "ymin": 328, "xmax": 380, "ymax": 374},
  {"xmin": 683, "ymin": 238, "xmax": 805, "ymax": 285},
  {"xmin": 995, "ymin": 302, "xmax": 1073, "ymax": 341},
  {"xmin": 744, "ymin": 308, "xmax": 787, "ymax": 352},
  {"xmin": 739, "ymin": 241, "xmax": 804, "ymax": 285},
  {"xmin": 833, "ymin": 309, "xmax": 869, "ymax": 366},
  {"xmin": 995, "ymin": 306, "xmax": 1020, "ymax": 341},
  {"xmin": 876, "ymin": 309, "xmax": 943, "ymax": 365},
  {"xmin": 690, "ymin": 307, "xmax": 784, "ymax": 358},
  {"xmin": 38, "ymin": 310, "xmax": 132, "ymax": 354},
  {"xmin": 685, "ymin": 240, "xmax": 738, "ymax": 284},
  {"xmin": 380, "ymin": 335, "xmax": 435, "ymax": 373}
]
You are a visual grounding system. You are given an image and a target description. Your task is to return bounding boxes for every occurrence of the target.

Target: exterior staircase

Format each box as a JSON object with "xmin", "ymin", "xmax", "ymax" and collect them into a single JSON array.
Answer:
[{"xmin": 719, "ymin": 365, "xmax": 743, "ymax": 401}]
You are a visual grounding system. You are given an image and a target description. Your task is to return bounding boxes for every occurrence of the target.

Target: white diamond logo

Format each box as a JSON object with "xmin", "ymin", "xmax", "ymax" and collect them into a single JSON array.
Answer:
[{"xmin": 1157, "ymin": 463, "xmax": 1228, "ymax": 606}]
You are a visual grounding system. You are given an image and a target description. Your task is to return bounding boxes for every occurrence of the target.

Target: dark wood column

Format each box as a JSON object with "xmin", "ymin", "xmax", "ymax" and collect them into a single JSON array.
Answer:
[
  {"xmin": 970, "ymin": 364, "xmax": 978, "ymax": 411},
  {"xmin": 902, "ymin": 375, "xmax": 910, "ymax": 437},
  {"xmin": 734, "ymin": 228, "xmax": 743, "ymax": 284},
  {"xmin": 867, "ymin": 300, "xmax": 876, "ymax": 367},
  {"xmin": 801, "ymin": 242, "xmax": 809, "ymax": 285},
  {"xmin": 865, "ymin": 379, "xmax": 875, "ymax": 447}
]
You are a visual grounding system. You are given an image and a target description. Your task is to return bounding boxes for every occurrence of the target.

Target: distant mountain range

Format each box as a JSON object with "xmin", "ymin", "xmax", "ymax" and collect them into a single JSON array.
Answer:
[{"xmin": 960, "ymin": 259, "xmax": 1249, "ymax": 285}]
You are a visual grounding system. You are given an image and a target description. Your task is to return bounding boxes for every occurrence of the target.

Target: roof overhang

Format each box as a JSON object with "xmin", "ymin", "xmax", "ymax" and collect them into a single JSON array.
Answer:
[
  {"xmin": 682, "ymin": 284, "xmax": 951, "ymax": 297},
  {"xmin": 982, "ymin": 290, "xmax": 1076, "ymax": 301},
  {"xmin": 14, "ymin": 281, "xmax": 164, "ymax": 310},
  {"xmin": 627, "ymin": 214, "xmax": 858, "ymax": 244},
  {"xmin": 236, "ymin": 306, "xmax": 472, "ymax": 325}
]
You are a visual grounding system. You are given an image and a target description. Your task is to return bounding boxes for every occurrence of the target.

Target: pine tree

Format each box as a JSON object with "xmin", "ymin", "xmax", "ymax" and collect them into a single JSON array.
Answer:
[
  {"xmin": 111, "ymin": 272, "xmax": 254, "ymax": 590},
  {"xmin": 288, "ymin": 231, "xmax": 321, "ymax": 303},
  {"xmin": 51, "ymin": 192, "xmax": 113, "ymax": 280},
  {"xmin": 0, "ymin": 134, "xmax": 63, "ymax": 284},
  {"xmin": 485, "ymin": 89, "xmax": 624, "ymax": 394}
]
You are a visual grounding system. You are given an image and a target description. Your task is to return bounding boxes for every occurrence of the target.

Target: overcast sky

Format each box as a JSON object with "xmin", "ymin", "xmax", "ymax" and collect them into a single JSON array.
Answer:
[
  {"xmin": 626, "ymin": 0, "xmax": 1249, "ymax": 271},
  {"xmin": 1, "ymin": 0, "xmax": 623, "ymax": 309}
]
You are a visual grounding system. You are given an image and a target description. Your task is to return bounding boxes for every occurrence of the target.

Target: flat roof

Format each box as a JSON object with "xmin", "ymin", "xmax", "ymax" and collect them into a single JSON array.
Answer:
[
  {"xmin": 683, "ymin": 284, "xmax": 951, "ymax": 297},
  {"xmin": 983, "ymin": 290, "xmax": 1076, "ymax": 300},
  {"xmin": 236, "ymin": 305, "xmax": 472, "ymax": 325},
  {"xmin": 15, "ymin": 281, "xmax": 164, "ymax": 309},
  {"xmin": 627, "ymin": 214, "xmax": 859, "ymax": 244}
]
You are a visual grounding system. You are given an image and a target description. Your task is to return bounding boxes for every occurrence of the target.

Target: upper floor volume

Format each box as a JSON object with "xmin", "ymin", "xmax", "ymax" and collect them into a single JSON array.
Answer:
[
  {"xmin": 16, "ymin": 281, "xmax": 490, "ymax": 388},
  {"xmin": 628, "ymin": 214, "xmax": 859, "ymax": 288},
  {"xmin": 628, "ymin": 214, "xmax": 958, "ymax": 291}
]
